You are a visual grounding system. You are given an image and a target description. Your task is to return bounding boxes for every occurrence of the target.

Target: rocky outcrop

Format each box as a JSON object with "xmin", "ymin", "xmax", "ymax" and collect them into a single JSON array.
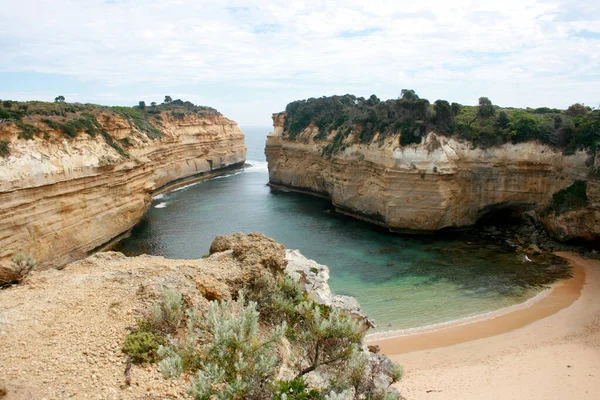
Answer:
[
  {"xmin": 266, "ymin": 113, "xmax": 599, "ymax": 244},
  {"xmin": 286, "ymin": 249, "xmax": 375, "ymax": 332},
  {"xmin": 207, "ymin": 233, "xmax": 376, "ymax": 331},
  {"xmin": 539, "ymin": 179, "xmax": 600, "ymax": 243},
  {"xmin": 0, "ymin": 110, "xmax": 246, "ymax": 273}
]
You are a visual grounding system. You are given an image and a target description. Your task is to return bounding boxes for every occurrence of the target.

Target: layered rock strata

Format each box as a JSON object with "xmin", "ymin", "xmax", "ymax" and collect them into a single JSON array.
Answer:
[
  {"xmin": 0, "ymin": 111, "xmax": 246, "ymax": 275},
  {"xmin": 266, "ymin": 113, "xmax": 599, "ymax": 243}
]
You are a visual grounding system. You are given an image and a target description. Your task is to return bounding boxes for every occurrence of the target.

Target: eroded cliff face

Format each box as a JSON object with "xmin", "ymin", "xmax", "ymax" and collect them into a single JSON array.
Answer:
[
  {"xmin": 266, "ymin": 113, "xmax": 599, "ymax": 242},
  {"xmin": 0, "ymin": 110, "xmax": 246, "ymax": 273}
]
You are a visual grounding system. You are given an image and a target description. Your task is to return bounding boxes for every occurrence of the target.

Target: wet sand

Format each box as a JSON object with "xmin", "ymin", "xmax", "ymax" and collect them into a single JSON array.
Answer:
[{"xmin": 369, "ymin": 252, "xmax": 600, "ymax": 400}]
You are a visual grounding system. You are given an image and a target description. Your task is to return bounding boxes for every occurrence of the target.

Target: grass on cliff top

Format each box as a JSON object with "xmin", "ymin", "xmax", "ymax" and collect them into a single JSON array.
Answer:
[
  {"xmin": 0, "ymin": 98, "xmax": 221, "ymax": 143},
  {"xmin": 282, "ymin": 92, "xmax": 600, "ymax": 156}
]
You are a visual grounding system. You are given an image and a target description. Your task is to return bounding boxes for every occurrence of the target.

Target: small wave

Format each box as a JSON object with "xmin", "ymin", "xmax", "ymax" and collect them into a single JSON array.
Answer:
[
  {"xmin": 155, "ymin": 202, "xmax": 168, "ymax": 209},
  {"xmin": 245, "ymin": 160, "xmax": 268, "ymax": 172},
  {"xmin": 171, "ymin": 181, "xmax": 203, "ymax": 193},
  {"xmin": 210, "ymin": 171, "xmax": 243, "ymax": 180},
  {"xmin": 153, "ymin": 193, "xmax": 166, "ymax": 200},
  {"xmin": 365, "ymin": 287, "xmax": 552, "ymax": 341}
]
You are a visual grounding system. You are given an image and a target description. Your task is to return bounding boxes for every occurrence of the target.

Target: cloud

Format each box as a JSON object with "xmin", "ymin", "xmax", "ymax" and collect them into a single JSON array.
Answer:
[{"xmin": 0, "ymin": 0, "xmax": 599, "ymax": 124}]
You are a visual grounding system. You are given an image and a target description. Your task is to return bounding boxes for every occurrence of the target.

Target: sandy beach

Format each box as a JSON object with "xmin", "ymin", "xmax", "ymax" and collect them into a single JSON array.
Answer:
[{"xmin": 368, "ymin": 252, "xmax": 600, "ymax": 399}]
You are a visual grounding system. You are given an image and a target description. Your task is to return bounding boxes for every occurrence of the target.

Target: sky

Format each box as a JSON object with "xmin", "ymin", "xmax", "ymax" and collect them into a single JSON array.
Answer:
[{"xmin": 0, "ymin": 0, "xmax": 599, "ymax": 126}]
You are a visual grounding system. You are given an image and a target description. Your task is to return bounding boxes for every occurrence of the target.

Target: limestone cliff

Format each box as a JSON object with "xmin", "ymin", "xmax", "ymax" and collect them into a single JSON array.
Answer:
[
  {"xmin": 266, "ymin": 112, "xmax": 599, "ymax": 244},
  {"xmin": 0, "ymin": 105, "xmax": 246, "ymax": 275}
]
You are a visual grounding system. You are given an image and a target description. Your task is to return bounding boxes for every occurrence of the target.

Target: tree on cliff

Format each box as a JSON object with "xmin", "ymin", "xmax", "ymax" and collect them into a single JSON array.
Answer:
[
  {"xmin": 495, "ymin": 111, "xmax": 510, "ymax": 129},
  {"xmin": 566, "ymin": 103, "xmax": 589, "ymax": 117},
  {"xmin": 150, "ymin": 101, "xmax": 157, "ymax": 107},
  {"xmin": 138, "ymin": 101, "xmax": 146, "ymax": 110},
  {"xmin": 400, "ymin": 89, "xmax": 419, "ymax": 101},
  {"xmin": 469, "ymin": 97, "xmax": 495, "ymax": 126},
  {"xmin": 164, "ymin": 95, "xmax": 172, "ymax": 103},
  {"xmin": 433, "ymin": 100, "xmax": 455, "ymax": 133},
  {"xmin": 54, "ymin": 95, "xmax": 65, "ymax": 103}
]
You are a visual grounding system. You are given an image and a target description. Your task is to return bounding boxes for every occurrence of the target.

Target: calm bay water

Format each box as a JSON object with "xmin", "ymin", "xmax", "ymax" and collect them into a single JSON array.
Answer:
[{"xmin": 114, "ymin": 126, "xmax": 567, "ymax": 332}]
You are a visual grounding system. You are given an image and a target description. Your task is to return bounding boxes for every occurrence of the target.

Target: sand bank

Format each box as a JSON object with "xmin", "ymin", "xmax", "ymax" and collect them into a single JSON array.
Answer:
[{"xmin": 369, "ymin": 252, "xmax": 600, "ymax": 399}]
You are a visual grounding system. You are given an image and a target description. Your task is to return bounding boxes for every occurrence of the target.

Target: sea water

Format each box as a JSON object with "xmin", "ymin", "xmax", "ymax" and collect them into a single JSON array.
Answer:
[{"xmin": 114, "ymin": 126, "xmax": 568, "ymax": 332}]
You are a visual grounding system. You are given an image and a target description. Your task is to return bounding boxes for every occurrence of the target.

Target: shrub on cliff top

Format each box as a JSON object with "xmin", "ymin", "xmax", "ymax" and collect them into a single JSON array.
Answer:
[
  {"xmin": 188, "ymin": 294, "xmax": 286, "ymax": 400},
  {"xmin": 290, "ymin": 301, "xmax": 362, "ymax": 379},
  {"xmin": 135, "ymin": 289, "xmax": 185, "ymax": 335},
  {"xmin": 129, "ymin": 265, "xmax": 403, "ymax": 399},
  {"xmin": 16, "ymin": 122, "xmax": 40, "ymax": 140},
  {"xmin": 282, "ymin": 94, "xmax": 600, "ymax": 154},
  {"xmin": 122, "ymin": 331, "xmax": 168, "ymax": 364},
  {"xmin": 273, "ymin": 378, "xmax": 321, "ymax": 399}
]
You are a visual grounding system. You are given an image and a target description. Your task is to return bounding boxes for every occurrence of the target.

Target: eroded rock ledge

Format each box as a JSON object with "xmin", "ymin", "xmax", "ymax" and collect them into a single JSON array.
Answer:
[
  {"xmin": 0, "ymin": 110, "xmax": 246, "ymax": 276},
  {"xmin": 266, "ymin": 113, "xmax": 600, "ymax": 244}
]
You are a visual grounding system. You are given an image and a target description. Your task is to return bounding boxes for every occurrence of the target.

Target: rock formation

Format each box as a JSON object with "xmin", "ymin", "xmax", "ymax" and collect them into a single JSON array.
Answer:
[
  {"xmin": 0, "ymin": 108, "xmax": 246, "ymax": 277},
  {"xmin": 286, "ymin": 249, "xmax": 375, "ymax": 332},
  {"xmin": 266, "ymin": 112, "xmax": 599, "ymax": 244}
]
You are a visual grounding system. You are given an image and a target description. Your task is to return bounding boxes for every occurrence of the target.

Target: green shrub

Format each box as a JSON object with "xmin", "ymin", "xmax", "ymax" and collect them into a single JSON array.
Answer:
[
  {"xmin": 291, "ymin": 301, "xmax": 362, "ymax": 378},
  {"xmin": 128, "ymin": 274, "xmax": 402, "ymax": 399},
  {"xmin": 188, "ymin": 294, "xmax": 285, "ymax": 400},
  {"xmin": 245, "ymin": 274, "xmax": 305, "ymax": 325},
  {"xmin": 113, "ymin": 107, "xmax": 162, "ymax": 139},
  {"xmin": 4, "ymin": 253, "xmax": 37, "ymax": 285},
  {"xmin": 0, "ymin": 140, "xmax": 9, "ymax": 157},
  {"xmin": 144, "ymin": 289, "xmax": 185, "ymax": 334},
  {"xmin": 16, "ymin": 122, "xmax": 40, "ymax": 140},
  {"xmin": 110, "ymin": 141, "xmax": 129, "ymax": 158},
  {"xmin": 545, "ymin": 181, "xmax": 588, "ymax": 216},
  {"xmin": 122, "ymin": 331, "xmax": 168, "ymax": 364},
  {"xmin": 273, "ymin": 378, "xmax": 321, "ymax": 400},
  {"xmin": 171, "ymin": 111, "xmax": 186, "ymax": 120}
]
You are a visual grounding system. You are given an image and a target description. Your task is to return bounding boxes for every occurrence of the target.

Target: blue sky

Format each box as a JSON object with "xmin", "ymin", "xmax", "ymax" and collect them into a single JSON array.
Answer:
[{"xmin": 0, "ymin": 0, "xmax": 599, "ymax": 126}]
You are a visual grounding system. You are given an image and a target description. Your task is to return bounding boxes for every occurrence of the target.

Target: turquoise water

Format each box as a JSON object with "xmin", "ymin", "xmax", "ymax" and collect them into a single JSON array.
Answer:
[{"xmin": 114, "ymin": 127, "xmax": 568, "ymax": 332}]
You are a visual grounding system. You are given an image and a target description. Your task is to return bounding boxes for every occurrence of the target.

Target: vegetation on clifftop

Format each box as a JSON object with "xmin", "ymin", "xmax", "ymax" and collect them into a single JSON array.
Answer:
[
  {"xmin": 0, "ymin": 97, "xmax": 221, "ymax": 149},
  {"xmin": 282, "ymin": 92, "xmax": 600, "ymax": 155}
]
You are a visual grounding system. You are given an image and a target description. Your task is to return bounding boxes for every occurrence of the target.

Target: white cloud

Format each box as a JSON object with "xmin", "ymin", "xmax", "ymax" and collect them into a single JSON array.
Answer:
[{"xmin": 0, "ymin": 0, "xmax": 599, "ymax": 124}]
